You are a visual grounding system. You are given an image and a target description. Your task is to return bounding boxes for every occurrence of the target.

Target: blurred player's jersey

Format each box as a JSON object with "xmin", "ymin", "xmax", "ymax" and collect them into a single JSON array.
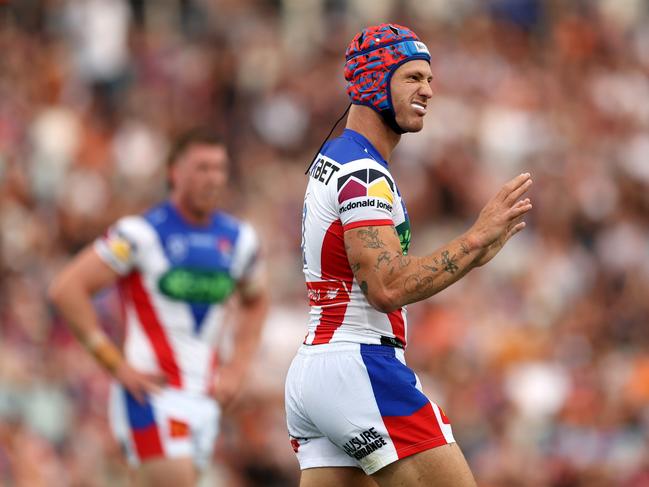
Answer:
[
  {"xmin": 302, "ymin": 129, "xmax": 411, "ymax": 347},
  {"xmin": 95, "ymin": 200, "xmax": 260, "ymax": 395}
]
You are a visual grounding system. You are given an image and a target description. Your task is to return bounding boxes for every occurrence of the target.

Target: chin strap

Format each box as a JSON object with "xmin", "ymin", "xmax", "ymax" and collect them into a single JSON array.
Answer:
[
  {"xmin": 305, "ymin": 103, "xmax": 352, "ymax": 175},
  {"xmin": 380, "ymin": 109, "xmax": 406, "ymax": 135}
]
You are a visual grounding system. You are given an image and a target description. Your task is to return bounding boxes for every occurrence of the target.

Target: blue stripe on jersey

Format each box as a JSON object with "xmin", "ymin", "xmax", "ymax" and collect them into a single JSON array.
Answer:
[
  {"xmin": 360, "ymin": 344, "xmax": 429, "ymax": 417},
  {"xmin": 144, "ymin": 200, "xmax": 242, "ymax": 334},
  {"xmin": 321, "ymin": 129, "xmax": 389, "ymax": 168},
  {"xmin": 124, "ymin": 389, "xmax": 156, "ymax": 429}
]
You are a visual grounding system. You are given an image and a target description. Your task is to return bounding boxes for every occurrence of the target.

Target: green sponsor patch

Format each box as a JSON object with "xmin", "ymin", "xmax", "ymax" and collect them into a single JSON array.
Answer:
[
  {"xmin": 396, "ymin": 221, "xmax": 411, "ymax": 255},
  {"xmin": 159, "ymin": 268, "xmax": 235, "ymax": 304}
]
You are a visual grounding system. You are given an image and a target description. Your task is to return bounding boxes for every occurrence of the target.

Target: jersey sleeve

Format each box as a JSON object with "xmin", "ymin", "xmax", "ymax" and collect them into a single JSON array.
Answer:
[
  {"xmin": 94, "ymin": 216, "xmax": 142, "ymax": 275},
  {"xmin": 333, "ymin": 159, "xmax": 397, "ymax": 231},
  {"xmin": 231, "ymin": 222, "xmax": 264, "ymax": 296}
]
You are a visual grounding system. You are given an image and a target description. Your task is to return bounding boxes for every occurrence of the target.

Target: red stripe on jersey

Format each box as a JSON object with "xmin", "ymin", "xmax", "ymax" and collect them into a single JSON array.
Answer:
[
  {"xmin": 307, "ymin": 281, "xmax": 351, "ymax": 307},
  {"xmin": 382, "ymin": 402, "xmax": 448, "ymax": 459},
  {"xmin": 313, "ymin": 220, "xmax": 353, "ymax": 344},
  {"xmin": 343, "ymin": 219, "xmax": 394, "ymax": 232},
  {"xmin": 131, "ymin": 424, "xmax": 164, "ymax": 459},
  {"xmin": 387, "ymin": 308, "xmax": 406, "ymax": 345},
  {"xmin": 124, "ymin": 273, "xmax": 182, "ymax": 388}
]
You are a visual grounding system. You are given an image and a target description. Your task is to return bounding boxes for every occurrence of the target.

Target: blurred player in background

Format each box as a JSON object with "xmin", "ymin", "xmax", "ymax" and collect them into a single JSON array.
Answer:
[
  {"xmin": 49, "ymin": 129, "xmax": 269, "ymax": 487},
  {"xmin": 285, "ymin": 24, "xmax": 533, "ymax": 486}
]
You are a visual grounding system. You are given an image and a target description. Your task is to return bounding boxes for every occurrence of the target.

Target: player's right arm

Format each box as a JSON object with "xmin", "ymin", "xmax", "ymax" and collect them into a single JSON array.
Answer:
[
  {"xmin": 48, "ymin": 245, "xmax": 162, "ymax": 403},
  {"xmin": 344, "ymin": 173, "xmax": 533, "ymax": 313}
]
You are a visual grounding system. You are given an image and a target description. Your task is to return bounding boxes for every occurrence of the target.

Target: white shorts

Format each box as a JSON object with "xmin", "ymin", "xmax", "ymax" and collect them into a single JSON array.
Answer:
[
  {"xmin": 285, "ymin": 342, "xmax": 455, "ymax": 475},
  {"xmin": 108, "ymin": 384, "xmax": 220, "ymax": 469}
]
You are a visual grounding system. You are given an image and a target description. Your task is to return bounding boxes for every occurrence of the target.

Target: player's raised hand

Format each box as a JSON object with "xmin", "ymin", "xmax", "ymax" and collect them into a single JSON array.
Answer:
[
  {"xmin": 468, "ymin": 173, "xmax": 533, "ymax": 267},
  {"xmin": 113, "ymin": 362, "xmax": 165, "ymax": 404}
]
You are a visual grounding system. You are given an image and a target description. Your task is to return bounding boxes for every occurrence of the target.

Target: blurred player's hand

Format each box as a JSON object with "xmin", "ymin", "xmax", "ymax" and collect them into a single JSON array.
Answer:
[
  {"xmin": 211, "ymin": 366, "xmax": 244, "ymax": 410},
  {"xmin": 468, "ymin": 173, "xmax": 533, "ymax": 267},
  {"xmin": 114, "ymin": 362, "xmax": 165, "ymax": 404}
]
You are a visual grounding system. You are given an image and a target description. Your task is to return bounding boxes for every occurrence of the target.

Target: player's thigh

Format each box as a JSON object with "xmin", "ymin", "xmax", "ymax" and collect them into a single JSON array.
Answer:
[
  {"xmin": 372, "ymin": 443, "xmax": 476, "ymax": 487},
  {"xmin": 301, "ymin": 467, "xmax": 378, "ymax": 487},
  {"xmin": 135, "ymin": 457, "xmax": 198, "ymax": 487}
]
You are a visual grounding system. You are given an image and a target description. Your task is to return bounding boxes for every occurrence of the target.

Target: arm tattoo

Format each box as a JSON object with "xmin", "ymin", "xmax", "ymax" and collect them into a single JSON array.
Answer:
[
  {"xmin": 460, "ymin": 240, "xmax": 471, "ymax": 256},
  {"xmin": 422, "ymin": 264, "xmax": 438, "ymax": 273},
  {"xmin": 397, "ymin": 255, "xmax": 411, "ymax": 269},
  {"xmin": 404, "ymin": 274, "xmax": 435, "ymax": 296},
  {"xmin": 441, "ymin": 250, "xmax": 459, "ymax": 274},
  {"xmin": 357, "ymin": 227, "xmax": 385, "ymax": 249},
  {"xmin": 351, "ymin": 262, "xmax": 361, "ymax": 273},
  {"xmin": 374, "ymin": 251, "xmax": 392, "ymax": 271}
]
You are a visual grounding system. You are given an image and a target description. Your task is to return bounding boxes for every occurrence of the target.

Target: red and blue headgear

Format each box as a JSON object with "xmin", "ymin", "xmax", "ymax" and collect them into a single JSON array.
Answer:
[{"xmin": 344, "ymin": 24, "xmax": 431, "ymax": 134}]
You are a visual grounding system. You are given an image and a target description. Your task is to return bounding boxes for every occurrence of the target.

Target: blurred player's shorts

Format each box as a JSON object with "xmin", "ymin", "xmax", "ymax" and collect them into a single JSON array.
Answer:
[{"xmin": 109, "ymin": 383, "xmax": 220, "ymax": 469}]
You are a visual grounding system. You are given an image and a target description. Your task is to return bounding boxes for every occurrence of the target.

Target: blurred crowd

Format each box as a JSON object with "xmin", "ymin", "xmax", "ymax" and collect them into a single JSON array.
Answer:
[{"xmin": 1, "ymin": 0, "xmax": 649, "ymax": 485}]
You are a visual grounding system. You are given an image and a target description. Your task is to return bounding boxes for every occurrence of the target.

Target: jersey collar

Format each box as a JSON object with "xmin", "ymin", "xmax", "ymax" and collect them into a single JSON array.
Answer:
[{"xmin": 341, "ymin": 129, "xmax": 389, "ymax": 168}]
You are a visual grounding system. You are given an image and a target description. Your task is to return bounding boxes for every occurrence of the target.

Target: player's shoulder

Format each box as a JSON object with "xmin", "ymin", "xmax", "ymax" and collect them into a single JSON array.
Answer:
[
  {"xmin": 112, "ymin": 212, "xmax": 154, "ymax": 238},
  {"xmin": 108, "ymin": 202, "xmax": 169, "ymax": 247},
  {"xmin": 308, "ymin": 132, "xmax": 391, "ymax": 191},
  {"xmin": 321, "ymin": 130, "xmax": 392, "ymax": 176},
  {"xmin": 212, "ymin": 211, "xmax": 258, "ymax": 242},
  {"xmin": 324, "ymin": 132, "xmax": 384, "ymax": 165},
  {"xmin": 140, "ymin": 200, "xmax": 173, "ymax": 228},
  {"xmin": 322, "ymin": 133, "xmax": 370, "ymax": 166},
  {"xmin": 212, "ymin": 211, "xmax": 244, "ymax": 231}
]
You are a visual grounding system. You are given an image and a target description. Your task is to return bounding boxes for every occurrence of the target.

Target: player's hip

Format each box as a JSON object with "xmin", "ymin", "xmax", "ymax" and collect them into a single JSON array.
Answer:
[{"xmin": 284, "ymin": 342, "xmax": 454, "ymax": 474}]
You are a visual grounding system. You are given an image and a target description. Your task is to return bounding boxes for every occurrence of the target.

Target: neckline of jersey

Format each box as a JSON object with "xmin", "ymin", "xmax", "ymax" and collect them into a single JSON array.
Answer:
[{"xmin": 341, "ymin": 128, "xmax": 389, "ymax": 168}]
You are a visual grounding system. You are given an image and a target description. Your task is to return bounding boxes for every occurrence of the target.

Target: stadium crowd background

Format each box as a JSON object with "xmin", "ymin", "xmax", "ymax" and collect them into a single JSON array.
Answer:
[{"xmin": 1, "ymin": 0, "xmax": 649, "ymax": 485}]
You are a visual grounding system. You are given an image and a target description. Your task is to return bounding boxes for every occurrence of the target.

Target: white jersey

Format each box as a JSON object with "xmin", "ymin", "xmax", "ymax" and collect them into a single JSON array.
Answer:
[
  {"xmin": 302, "ymin": 129, "xmax": 411, "ymax": 348},
  {"xmin": 95, "ymin": 200, "xmax": 260, "ymax": 395}
]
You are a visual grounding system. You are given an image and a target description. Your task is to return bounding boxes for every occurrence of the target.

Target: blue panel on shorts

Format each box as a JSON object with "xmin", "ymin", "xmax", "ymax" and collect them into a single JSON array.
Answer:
[
  {"xmin": 124, "ymin": 390, "xmax": 156, "ymax": 430},
  {"xmin": 360, "ymin": 344, "xmax": 429, "ymax": 417}
]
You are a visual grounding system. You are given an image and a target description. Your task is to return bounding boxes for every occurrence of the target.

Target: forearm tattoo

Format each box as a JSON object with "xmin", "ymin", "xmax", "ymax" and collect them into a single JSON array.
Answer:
[
  {"xmin": 441, "ymin": 250, "xmax": 459, "ymax": 274},
  {"xmin": 404, "ymin": 274, "xmax": 435, "ymax": 296},
  {"xmin": 349, "ymin": 228, "xmax": 473, "ymax": 306},
  {"xmin": 460, "ymin": 239, "xmax": 471, "ymax": 256}
]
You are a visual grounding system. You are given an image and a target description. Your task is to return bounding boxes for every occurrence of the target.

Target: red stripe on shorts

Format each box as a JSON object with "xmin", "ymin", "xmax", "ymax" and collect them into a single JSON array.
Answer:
[
  {"xmin": 132, "ymin": 424, "xmax": 164, "ymax": 459},
  {"xmin": 382, "ymin": 402, "xmax": 449, "ymax": 459}
]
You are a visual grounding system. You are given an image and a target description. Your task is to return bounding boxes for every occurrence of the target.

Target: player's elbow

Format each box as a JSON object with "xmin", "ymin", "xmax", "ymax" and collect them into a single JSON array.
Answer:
[
  {"xmin": 366, "ymin": 286, "xmax": 402, "ymax": 314},
  {"xmin": 47, "ymin": 271, "xmax": 79, "ymax": 310},
  {"xmin": 47, "ymin": 275, "xmax": 66, "ymax": 309}
]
